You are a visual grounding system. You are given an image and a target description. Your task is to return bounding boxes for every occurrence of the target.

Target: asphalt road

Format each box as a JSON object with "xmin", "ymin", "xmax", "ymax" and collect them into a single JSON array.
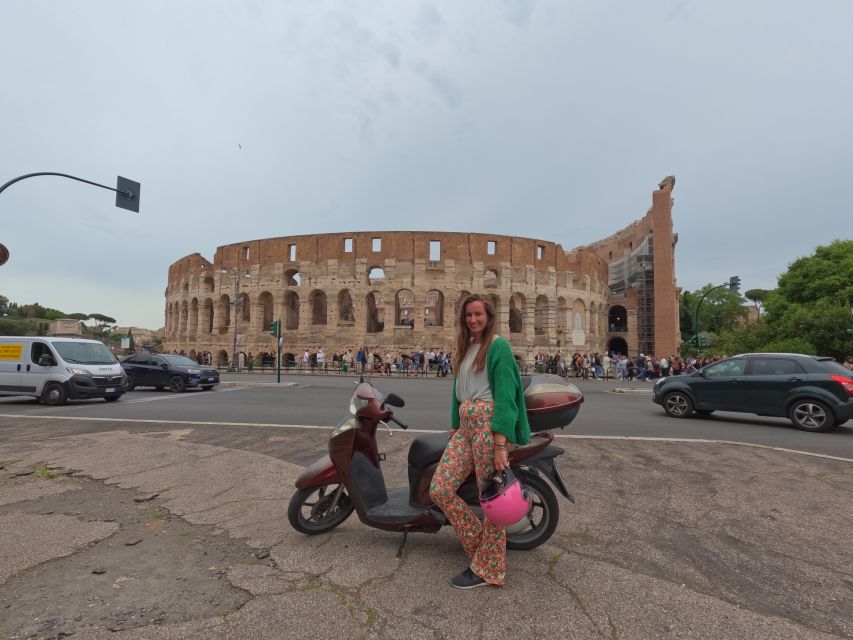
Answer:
[{"xmin": 1, "ymin": 373, "xmax": 851, "ymax": 460}]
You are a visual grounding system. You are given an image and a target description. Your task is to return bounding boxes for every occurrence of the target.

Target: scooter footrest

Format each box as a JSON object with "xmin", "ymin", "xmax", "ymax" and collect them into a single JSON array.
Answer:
[{"xmin": 365, "ymin": 487, "xmax": 430, "ymax": 524}]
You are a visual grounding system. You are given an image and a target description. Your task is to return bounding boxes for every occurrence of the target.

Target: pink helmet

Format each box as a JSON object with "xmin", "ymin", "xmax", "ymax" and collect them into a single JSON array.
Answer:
[{"xmin": 479, "ymin": 469, "xmax": 530, "ymax": 526}]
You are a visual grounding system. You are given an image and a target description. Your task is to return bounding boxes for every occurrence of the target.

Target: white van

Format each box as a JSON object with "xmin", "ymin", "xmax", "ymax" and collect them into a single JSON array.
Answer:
[{"xmin": 0, "ymin": 336, "xmax": 126, "ymax": 405}]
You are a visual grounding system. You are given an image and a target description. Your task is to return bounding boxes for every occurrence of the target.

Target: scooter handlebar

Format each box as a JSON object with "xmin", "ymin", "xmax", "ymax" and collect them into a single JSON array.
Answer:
[{"xmin": 388, "ymin": 414, "xmax": 408, "ymax": 430}]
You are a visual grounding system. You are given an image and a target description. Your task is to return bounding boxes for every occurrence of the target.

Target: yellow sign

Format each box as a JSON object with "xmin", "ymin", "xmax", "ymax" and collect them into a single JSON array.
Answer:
[{"xmin": 0, "ymin": 344, "xmax": 24, "ymax": 361}]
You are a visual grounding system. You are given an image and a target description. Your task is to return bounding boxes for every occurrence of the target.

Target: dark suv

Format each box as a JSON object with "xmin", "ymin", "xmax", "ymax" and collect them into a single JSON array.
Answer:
[
  {"xmin": 652, "ymin": 353, "xmax": 853, "ymax": 432},
  {"xmin": 121, "ymin": 354, "xmax": 219, "ymax": 393}
]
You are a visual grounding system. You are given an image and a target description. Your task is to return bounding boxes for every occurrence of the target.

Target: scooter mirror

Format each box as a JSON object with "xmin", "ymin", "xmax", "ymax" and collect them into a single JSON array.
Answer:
[{"xmin": 384, "ymin": 393, "xmax": 405, "ymax": 408}]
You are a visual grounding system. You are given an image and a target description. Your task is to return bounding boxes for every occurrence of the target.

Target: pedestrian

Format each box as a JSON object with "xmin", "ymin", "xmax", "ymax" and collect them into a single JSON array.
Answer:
[{"xmin": 429, "ymin": 294, "xmax": 531, "ymax": 589}]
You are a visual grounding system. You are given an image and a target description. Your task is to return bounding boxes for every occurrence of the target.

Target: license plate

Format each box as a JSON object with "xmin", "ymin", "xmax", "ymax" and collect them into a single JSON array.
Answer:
[
  {"xmin": 105, "ymin": 387, "xmax": 115, "ymax": 393},
  {"xmin": 207, "ymin": 378, "xmax": 216, "ymax": 382}
]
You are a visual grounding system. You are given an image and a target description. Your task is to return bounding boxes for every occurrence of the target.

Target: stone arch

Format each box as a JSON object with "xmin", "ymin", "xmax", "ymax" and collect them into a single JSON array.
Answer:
[
  {"xmin": 216, "ymin": 350, "xmax": 229, "ymax": 367},
  {"xmin": 284, "ymin": 269, "xmax": 301, "ymax": 287},
  {"xmin": 608, "ymin": 336, "xmax": 629, "ymax": 356},
  {"xmin": 310, "ymin": 290, "xmax": 327, "ymax": 325},
  {"xmin": 179, "ymin": 301, "xmax": 188, "ymax": 335},
  {"xmin": 284, "ymin": 291, "xmax": 300, "ymax": 330},
  {"xmin": 534, "ymin": 295, "xmax": 549, "ymax": 336},
  {"xmin": 366, "ymin": 291, "xmax": 384, "ymax": 332},
  {"xmin": 454, "ymin": 291, "xmax": 472, "ymax": 323},
  {"xmin": 259, "ymin": 291, "xmax": 273, "ymax": 329},
  {"xmin": 484, "ymin": 293, "xmax": 500, "ymax": 324},
  {"xmin": 483, "ymin": 269, "xmax": 498, "ymax": 288},
  {"xmin": 239, "ymin": 292, "xmax": 251, "ymax": 323},
  {"xmin": 203, "ymin": 277, "xmax": 215, "ymax": 293},
  {"xmin": 424, "ymin": 289, "xmax": 444, "ymax": 327},
  {"xmin": 556, "ymin": 297, "xmax": 568, "ymax": 335},
  {"xmin": 218, "ymin": 295, "xmax": 231, "ymax": 331},
  {"xmin": 368, "ymin": 267, "xmax": 385, "ymax": 286},
  {"xmin": 203, "ymin": 298, "xmax": 214, "ymax": 333},
  {"xmin": 338, "ymin": 289, "xmax": 355, "ymax": 322},
  {"xmin": 189, "ymin": 298, "xmax": 199, "ymax": 335},
  {"xmin": 395, "ymin": 289, "xmax": 414, "ymax": 327},
  {"xmin": 509, "ymin": 293, "xmax": 525, "ymax": 333},
  {"xmin": 572, "ymin": 299, "xmax": 586, "ymax": 330}
]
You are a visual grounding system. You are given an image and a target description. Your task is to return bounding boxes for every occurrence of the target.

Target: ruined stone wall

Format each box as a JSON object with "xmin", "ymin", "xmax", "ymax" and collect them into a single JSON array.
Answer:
[
  {"xmin": 586, "ymin": 179, "xmax": 681, "ymax": 357},
  {"xmin": 163, "ymin": 232, "xmax": 611, "ymax": 364}
]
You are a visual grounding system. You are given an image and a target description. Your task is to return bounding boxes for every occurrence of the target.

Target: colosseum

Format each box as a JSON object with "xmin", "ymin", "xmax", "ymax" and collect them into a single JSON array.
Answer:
[{"xmin": 163, "ymin": 178, "xmax": 680, "ymax": 366}]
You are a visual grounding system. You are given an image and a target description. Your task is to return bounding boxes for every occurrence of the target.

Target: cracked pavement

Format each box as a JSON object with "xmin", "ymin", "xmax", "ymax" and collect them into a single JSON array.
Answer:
[{"xmin": 0, "ymin": 425, "xmax": 851, "ymax": 639}]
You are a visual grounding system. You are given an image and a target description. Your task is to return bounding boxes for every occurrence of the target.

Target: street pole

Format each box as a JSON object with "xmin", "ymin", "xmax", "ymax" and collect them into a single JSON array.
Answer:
[{"xmin": 232, "ymin": 269, "xmax": 240, "ymax": 372}]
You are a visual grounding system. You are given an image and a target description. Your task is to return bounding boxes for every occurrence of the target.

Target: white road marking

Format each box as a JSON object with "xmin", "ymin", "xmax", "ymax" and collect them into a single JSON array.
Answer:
[
  {"xmin": 0, "ymin": 387, "xmax": 243, "ymax": 414},
  {"xmin": 0, "ymin": 414, "xmax": 851, "ymax": 464}
]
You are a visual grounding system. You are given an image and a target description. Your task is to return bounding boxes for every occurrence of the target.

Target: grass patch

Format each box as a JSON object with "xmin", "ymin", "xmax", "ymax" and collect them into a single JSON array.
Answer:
[
  {"xmin": 33, "ymin": 467, "xmax": 61, "ymax": 479},
  {"xmin": 366, "ymin": 609, "xmax": 377, "ymax": 628}
]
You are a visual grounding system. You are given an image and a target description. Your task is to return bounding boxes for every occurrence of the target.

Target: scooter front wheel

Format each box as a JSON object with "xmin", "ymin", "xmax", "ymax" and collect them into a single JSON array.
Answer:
[{"xmin": 288, "ymin": 484, "xmax": 354, "ymax": 534}]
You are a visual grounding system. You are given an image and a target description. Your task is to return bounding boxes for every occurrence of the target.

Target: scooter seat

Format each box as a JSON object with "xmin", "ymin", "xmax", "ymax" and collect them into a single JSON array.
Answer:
[{"xmin": 408, "ymin": 433, "xmax": 450, "ymax": 469}]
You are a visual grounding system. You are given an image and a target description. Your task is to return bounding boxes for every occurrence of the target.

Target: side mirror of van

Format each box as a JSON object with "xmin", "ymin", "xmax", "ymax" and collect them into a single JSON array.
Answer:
[{"xmin": 38, "ymin": 354, "xmax": 57, "ymax": 367}]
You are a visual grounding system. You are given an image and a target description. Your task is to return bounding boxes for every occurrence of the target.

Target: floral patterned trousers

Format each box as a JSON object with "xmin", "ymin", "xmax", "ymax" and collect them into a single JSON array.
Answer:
[{"xmin": 429, "ymin": 400, "xmax": 505, "ymax": 585}]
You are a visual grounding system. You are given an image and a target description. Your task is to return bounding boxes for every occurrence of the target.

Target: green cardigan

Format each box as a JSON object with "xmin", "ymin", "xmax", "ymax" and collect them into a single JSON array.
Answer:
[{"xmin": 451, "ymin": 336, "xmax": 531, "ymax": 445}]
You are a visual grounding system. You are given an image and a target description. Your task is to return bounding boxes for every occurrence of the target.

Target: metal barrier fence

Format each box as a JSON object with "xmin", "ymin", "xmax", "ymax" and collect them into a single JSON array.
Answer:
[{"xmin": 217, "ymin": 361, "xmax": 630, "ymax": 380}]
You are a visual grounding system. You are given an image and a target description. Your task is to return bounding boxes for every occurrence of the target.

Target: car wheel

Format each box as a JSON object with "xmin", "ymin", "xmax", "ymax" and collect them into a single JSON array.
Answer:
[
  {"xmin": 41, "ymin": 382, "xmax": 68, "ymax": 406},
  {"xmin": 789, "ymin": 399, "xmax": 835, "ymax": 432},
  {"xmin": 125, "ymin": 374, "xmax": 135, "ymax": 392},
  {"xmin": 663, "ymin": 391, "xmax": 694, "ymax": 418},
  {"xmin": 169, "ymin": 376, "xmax": 186, "ymax": 393}
]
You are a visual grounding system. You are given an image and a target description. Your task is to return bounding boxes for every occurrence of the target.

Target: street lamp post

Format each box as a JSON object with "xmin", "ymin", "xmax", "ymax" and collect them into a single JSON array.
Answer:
[
  {"xmin": 221, "ymin": 260, "xmax": 250, "ymax": 372},
  {"xmin": 693, "ymin": 276, "xmax": 740, "ymax": 355}
]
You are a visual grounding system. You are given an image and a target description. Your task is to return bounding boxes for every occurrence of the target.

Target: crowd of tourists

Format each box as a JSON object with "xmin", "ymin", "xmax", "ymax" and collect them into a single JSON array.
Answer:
[{"xmin": 531, "ymin": 351, "xmax": 730, "ymax": 381}]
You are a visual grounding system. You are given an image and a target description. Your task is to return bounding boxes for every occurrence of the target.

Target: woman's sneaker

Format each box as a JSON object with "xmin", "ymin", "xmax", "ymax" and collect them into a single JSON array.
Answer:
[{"xmin": 450, "ymin": 568, "xmax": 489, "ymax": 589}]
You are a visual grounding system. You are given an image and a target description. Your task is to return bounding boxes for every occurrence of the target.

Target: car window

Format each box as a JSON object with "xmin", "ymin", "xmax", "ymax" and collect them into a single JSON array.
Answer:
[
  {"xmin": 703, "ymin": 359, "xmax": 745, "ymax": 378},
  {"xmin": 150, "ymin": 357, "xmax": 165, "ymax": 366},
  {"xmin": 748, "ymin": 358, "xmax": 805, "ymax": 375},
  {"xmin": 31, "ymin": 342, "xmax": 53, "ymax": 363},
  {"xmin": 817, "ymin": 359, "xmax": 853, "ymax": 377}
]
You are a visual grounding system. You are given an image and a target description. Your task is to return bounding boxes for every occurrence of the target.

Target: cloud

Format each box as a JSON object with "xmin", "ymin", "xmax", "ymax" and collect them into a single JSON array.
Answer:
[
  {"xmin": 415, "ymin": 3, "xmax": 446, "ymax": 43},
  {"xmin": 412, "ymin": 59, "xmax": 464, "ymax": 110},
  {"xmin": 501, "ymin": 0, "xmax": 536, "ymax": 29}
]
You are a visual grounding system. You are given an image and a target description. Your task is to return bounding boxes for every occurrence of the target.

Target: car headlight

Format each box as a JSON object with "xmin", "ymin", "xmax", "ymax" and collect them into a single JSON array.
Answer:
[
  {"xmin": 66, "ymin": 367, "xmax": 91, "ymax": 376},
  {"xmin": 186, "ymin": 368, "xmax": 201, "ymax": 374}
]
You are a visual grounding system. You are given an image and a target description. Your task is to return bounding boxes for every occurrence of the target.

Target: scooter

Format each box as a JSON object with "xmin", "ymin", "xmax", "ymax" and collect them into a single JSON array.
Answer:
[{"xmin": 288, "ymin": 376, "xmax": 582, "ymax": 555}]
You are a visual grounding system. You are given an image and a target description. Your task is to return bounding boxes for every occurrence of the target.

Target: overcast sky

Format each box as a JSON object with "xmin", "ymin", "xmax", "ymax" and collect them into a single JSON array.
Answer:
[{"xmin": 2, "ymin": 1, "xmax": 851, "ymax": 329}]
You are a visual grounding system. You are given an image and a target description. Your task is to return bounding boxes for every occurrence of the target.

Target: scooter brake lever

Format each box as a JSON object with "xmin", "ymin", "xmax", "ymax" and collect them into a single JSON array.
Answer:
[{"xmin": 378, "ymin": 420, "xmax": 393, "ymax": 436}]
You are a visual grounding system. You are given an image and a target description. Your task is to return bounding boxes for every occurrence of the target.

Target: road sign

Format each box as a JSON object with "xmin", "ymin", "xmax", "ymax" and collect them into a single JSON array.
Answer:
[
  {"xmin": 115, "ymin": 176, "xmax": 141, "ymax": 212},
  {"xmin": 0, "ymin": 243, "xmax": 8, "ymax": 267}
]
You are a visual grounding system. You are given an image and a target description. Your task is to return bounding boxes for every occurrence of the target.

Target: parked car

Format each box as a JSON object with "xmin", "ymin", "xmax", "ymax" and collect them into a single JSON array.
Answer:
[
  {"xmin": 652, "ymin": 353, "xmax": 853, "ymax": 432},
  {"xmin": 121, "ymin": 354, "xmax": 219, "ymax": 392}
]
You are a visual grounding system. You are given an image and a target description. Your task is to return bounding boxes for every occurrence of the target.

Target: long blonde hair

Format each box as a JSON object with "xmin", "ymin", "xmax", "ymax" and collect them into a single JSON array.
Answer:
[{"xmin": 455, "ymin": 294, "xmax": 496, "ymax": 374}]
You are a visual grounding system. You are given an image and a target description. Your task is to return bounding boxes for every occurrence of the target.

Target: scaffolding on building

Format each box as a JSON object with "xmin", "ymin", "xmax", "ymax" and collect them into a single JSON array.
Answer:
[{"xmin": 608, "ymin": 237, "xmax": 655, "ymax": 355}]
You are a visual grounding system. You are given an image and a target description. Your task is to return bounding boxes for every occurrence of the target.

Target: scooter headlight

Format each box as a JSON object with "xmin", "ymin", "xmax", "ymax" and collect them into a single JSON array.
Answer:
[
  {"xmin": 331, "ymin": 416, "xmax": 358, "ymax": 438},
  {"xmin": 349, "ymin": 394, "xmax": 370, "ymax": 415}
]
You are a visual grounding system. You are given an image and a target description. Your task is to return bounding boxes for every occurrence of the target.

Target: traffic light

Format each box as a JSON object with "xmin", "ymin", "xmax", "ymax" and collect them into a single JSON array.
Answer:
[
  {"xmin": 729, "ymin": 275, "xmax": 741, "ymax": 292},
  {"xmin": 269, "ymin": 320, "xmax": 280, "ymax": 337}
]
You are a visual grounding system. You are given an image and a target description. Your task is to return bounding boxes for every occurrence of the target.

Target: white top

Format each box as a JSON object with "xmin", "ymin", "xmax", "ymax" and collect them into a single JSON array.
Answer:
[{"xmin": 455, "ymin": 342, "xmax": 493, "ymax": 404}]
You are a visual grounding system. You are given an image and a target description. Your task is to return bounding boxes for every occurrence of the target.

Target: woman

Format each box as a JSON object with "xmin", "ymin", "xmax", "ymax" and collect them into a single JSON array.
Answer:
[{"xmin": 429, "ymin": 294, "xmax": 531, "ymax": 589}]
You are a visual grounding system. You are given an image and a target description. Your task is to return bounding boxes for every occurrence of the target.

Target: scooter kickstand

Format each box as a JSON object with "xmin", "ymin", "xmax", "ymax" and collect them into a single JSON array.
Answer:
[{"xmin": 395, "ymin": 531, "xmax": 408, "ymax": 558}]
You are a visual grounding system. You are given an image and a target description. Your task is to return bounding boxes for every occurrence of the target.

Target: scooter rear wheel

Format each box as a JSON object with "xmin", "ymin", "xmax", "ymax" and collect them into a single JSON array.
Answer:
[
  {"xmin": 288, "ymin": 484, "xmax": 354, "ymax": 534},
  {"xmin": 505, "ymin": 471, "xmax": 559, "ymax": 551}
]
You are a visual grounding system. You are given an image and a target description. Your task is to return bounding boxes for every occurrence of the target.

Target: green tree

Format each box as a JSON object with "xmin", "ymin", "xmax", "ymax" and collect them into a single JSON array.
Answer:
[
  {"xmin": 744, "ymin": 288, "xmax": 770, "ymax": 315},
  {"xmin": 680, "ymin": 284, "xmax": 747, "ymax": 341},
  {"xmin": 761, "ymin": 240, "xmax": 853, "ymax": 361},
  {"xmin": 87, "ymin": 313, "xmax": 117, "ymax": 338}
]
